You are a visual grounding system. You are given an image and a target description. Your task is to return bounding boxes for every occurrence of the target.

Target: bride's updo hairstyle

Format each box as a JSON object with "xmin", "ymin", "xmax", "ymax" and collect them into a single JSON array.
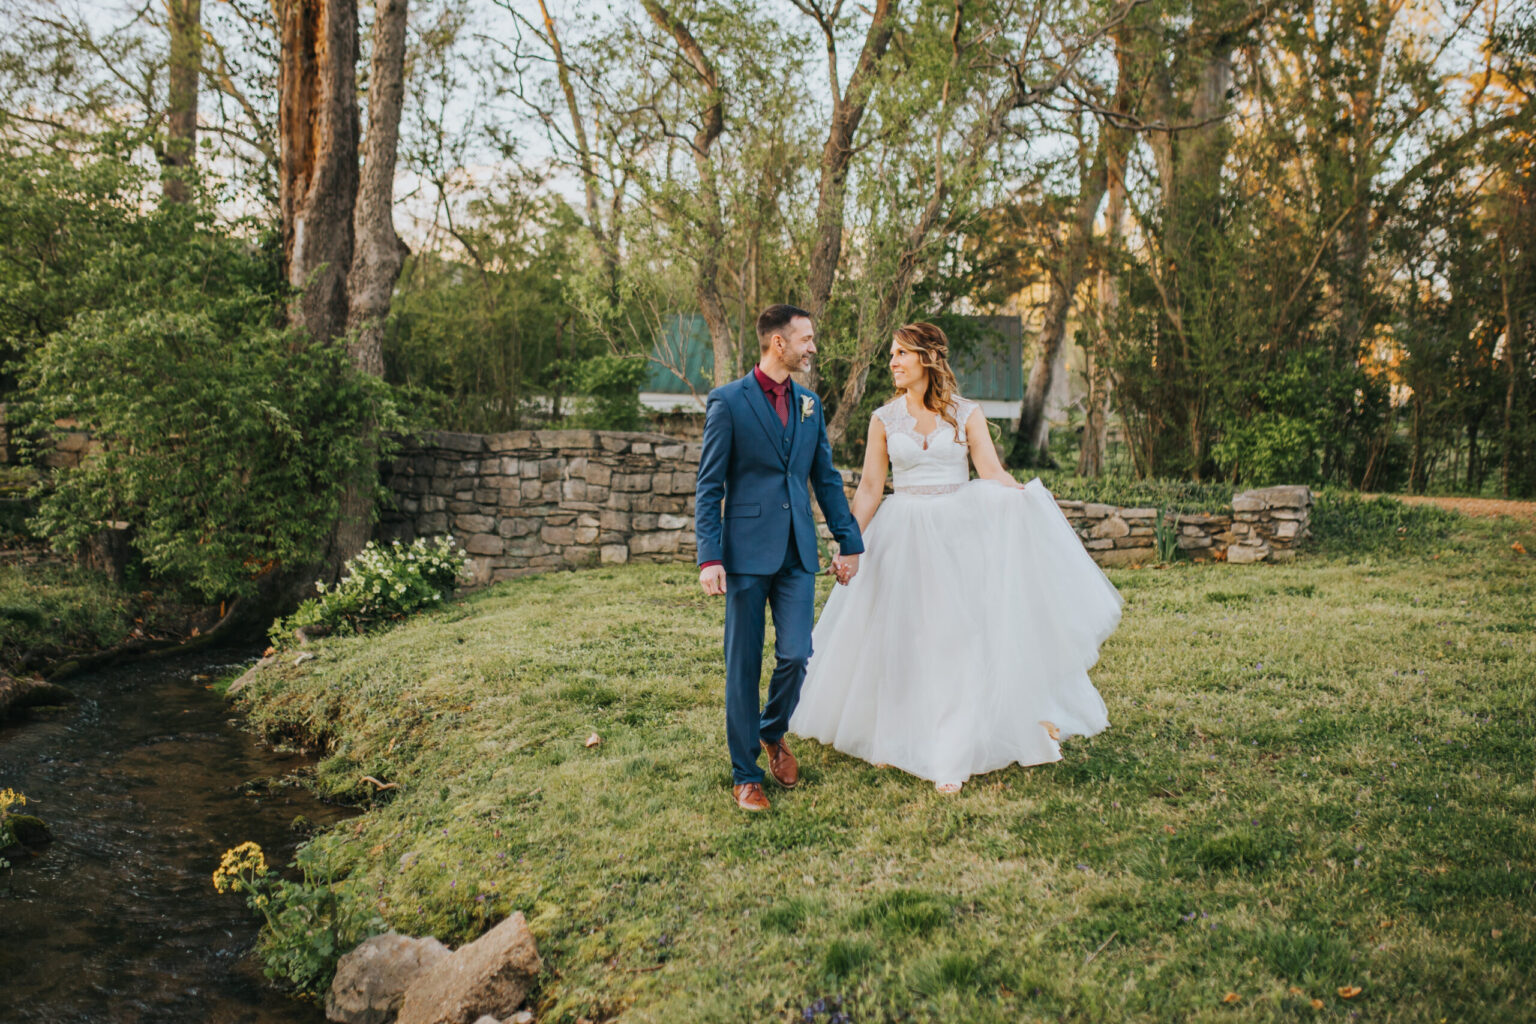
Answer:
[{"xmin": 892, "ymin": 321, "xmax": 966, "ymax": 442}]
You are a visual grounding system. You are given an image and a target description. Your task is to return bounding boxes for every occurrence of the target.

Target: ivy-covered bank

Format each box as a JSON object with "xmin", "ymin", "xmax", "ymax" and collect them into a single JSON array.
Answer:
[{"xmin": 228, "ymin": 509, "xmax": 1535, "ymax": 1024}]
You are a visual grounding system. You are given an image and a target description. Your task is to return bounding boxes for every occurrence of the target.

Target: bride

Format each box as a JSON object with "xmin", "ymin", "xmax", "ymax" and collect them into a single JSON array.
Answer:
[{"xmin": 790, "ymin": 321, "xmax": 1123, "ymax": 792}]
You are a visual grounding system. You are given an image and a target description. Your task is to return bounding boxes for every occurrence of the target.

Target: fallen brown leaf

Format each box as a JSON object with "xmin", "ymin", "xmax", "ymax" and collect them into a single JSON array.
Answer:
[
  {"xmin": 1222, "ymin": 992, "xmax": 1241, "ymax": 1004},
  {"xmin": 584, "ymin": 732, "xmax": 601, "ymax": 748},
  {"xmin": 1337, "ymin": 985, "xmax": 1362, "ymax": 999},
  {"xmin": 1311, "ymin": 998, "xmax": 1324, "ymax": 1009}
]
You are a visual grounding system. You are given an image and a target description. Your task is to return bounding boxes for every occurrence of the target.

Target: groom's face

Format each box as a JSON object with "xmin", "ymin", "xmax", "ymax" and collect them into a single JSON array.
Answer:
[{"xmin": 777, "ymin": 316, "xmax": 816, "ymax": 372}]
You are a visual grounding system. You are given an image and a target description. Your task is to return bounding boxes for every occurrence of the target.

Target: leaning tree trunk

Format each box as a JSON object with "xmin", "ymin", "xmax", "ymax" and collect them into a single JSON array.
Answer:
[
  {"xmin": 798, "ymin": 0, "xmax": 898, "ymax": 394},
  {"xmin": 1011, "ymin": 141, "xmax": 1107, "ymax": 467},
  {"xmin": 643, "ymin": 0, "xmax": 735, "ymax": 386},
  {"xmin": 278, "ymin": 0, "xmax": 360, "ymax": 348},
  {"xmin": 163, "ymin": 0, "xmax": 201, "ymax": 203},
  {"xmin": 1081, "ymin": 31, "xmax": 1132, "ymax": 477},
  {"xmin": 328, "ymin": 0, "xmax": 411, "ymax": 570}
]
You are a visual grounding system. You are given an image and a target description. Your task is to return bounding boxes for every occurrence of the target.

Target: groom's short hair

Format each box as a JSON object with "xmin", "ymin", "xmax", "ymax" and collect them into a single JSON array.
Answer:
[{"xmin": 757, "ymin": 304, "xmax": 812, "ymax": 352}]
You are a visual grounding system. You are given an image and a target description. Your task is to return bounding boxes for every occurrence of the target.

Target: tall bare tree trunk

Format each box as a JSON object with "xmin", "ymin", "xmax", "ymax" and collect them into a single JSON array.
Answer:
[
  {"xmin": 797, "ymin": 0, "xmax": 899, "ymax": 394},
  {"xmin": 1080, "ymin": 29, "xmax": 1131, "ymax": 477},
  {"xmin": 643, "ymin": 0, "xmax": 734, "ymax": 386},
  {"xmin": 278, "ymin": 0, "xmax": 359, "ymax": 347},
  {"xmin": 329, "ymin": 0, "xmax": 410, "ymax": 569},
  {"xmin": 346, "ymin": 0, "xmax": 409, "ymax": 376},
  {"xmin": 163, "ymin": 0, "xmax": 201, "ymax": 203},
  {"xmin": 1011, "ymin": 141, "xmax": 1107, "ymax": 466}
]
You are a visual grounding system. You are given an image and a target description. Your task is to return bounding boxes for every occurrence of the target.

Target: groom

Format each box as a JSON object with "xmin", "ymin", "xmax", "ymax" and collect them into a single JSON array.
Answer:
[{"xmin": 695, "ymin": 304, "xmax": 864, "ymax": 811}]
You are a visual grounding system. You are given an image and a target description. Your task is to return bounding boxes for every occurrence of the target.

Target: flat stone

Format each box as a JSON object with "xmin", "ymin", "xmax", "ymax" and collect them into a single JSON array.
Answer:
[
  {"xmin": 1246, "ymin": 484, "xmax": 1312, "ymax": 508},
  {"xmin": 1083, "ymin": 538, "xmax": 1114, "ymax": 550},
  {"xmin": 326, "ymin": 933, "xmax": 451, "ymax": 1024},
  {"xmin": 655, "ymin": 445, "xmax": 686, "ymax": 460},
  {"xmin": 465, "ymin": 534, "xmax": 505, "ymax": 556},
  {"xmin": 1225, "ymin": 542, "xmax": 1269, "ymax": 564},
  {"xmin": 455, "ymin": 514, "xmax": 494, "ymax": 534},
  {"xmin": 537, "ymin": 429, "xmax": 598, "ymax": 450},
  {"xmin": 431, "ymin": 432, "xmax": 486, "ymax": 453},
  {"xmin": 600, "ymin": 545, "xmax": 629, "ymax": 564},
  {"xmin": 1231, "ymin": 494, "xmax": 1267, "ymax": 513},
  {"xmin": 657, "ymin": 514, "xmax": 689, "ymax": 530},
  {"xmin": 485, "ymin": 431, "xmax": 536, "ymax": 452},
  {"xmin": 1090, "ymin": 547, "xmax": 1152, "ymax": 568},
  {"xmin": 1273, "ymin": 519, "xmax": 1300, "ymax": 538},
  {"xmin": 584, "ymin": 463, "xmax": 612, "ymax": 487},
  {"xmin": 1176, "ymin": 534, "xmax": 1213, "ymax": 549},
  {"xmin": 541, "ymin": 526, "xmax": 575, "ymax": 545},
  {"xmin": 396, "ymin": 913, "xmax": 542, "ymax": 1024},
  {"xmin": 630, "ymin": 532, "xmax": 680, "ymax": 554},
  {"xmin": 1082, "ymin": 503, "xmax": 1113, "ymax": 518},
  {"xmin": 1121, "ymin": 507, "xmax": 1158, "ymax": 519},
  {"xmin": 1089, "ymin": 515, "xmax": 1130, "ymax": 539}
]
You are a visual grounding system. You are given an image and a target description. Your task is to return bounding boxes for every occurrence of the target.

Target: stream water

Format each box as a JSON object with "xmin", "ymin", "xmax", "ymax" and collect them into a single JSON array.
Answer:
[{"xmin": 0, "ymin": 651, "xmax": 350, "ymax": 1023}]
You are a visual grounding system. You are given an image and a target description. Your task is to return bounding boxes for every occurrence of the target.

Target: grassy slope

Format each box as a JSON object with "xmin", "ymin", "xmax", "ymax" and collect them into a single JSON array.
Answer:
[
  {"xmin": 236, "ymin": 518, "xmax": 1536, "ymax": 1024},
  {"xmin": 0, "ymin": 561, "xmax": 134, "ymax": 671}
]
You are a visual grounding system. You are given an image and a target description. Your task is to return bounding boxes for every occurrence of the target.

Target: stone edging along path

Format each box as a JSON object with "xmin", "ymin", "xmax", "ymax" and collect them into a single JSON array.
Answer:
[{"xmin": 381, "ymin": 430, "xmax": 1313, "ymax": 584}]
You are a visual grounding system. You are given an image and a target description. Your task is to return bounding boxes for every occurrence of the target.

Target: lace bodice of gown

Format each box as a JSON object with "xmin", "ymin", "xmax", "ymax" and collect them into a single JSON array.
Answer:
[{"xmin": 874, "ymin": 395, "xmax": 979, "ymax": 493}]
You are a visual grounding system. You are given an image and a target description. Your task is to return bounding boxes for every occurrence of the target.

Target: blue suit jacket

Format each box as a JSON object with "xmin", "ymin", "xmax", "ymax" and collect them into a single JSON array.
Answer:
[{"xmin": 695, "ymin": 373, "xmax": 864, "ymax": 574}]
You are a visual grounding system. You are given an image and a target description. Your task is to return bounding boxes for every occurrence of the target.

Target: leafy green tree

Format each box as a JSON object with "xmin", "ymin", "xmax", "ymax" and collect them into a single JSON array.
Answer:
[{"xmin": 9, "ymin": 157, "xmax": 397, "ymax": 604}]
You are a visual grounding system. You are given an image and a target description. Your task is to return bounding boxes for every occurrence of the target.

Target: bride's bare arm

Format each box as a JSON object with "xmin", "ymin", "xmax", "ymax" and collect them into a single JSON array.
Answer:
[
  {"xmin": 851, "ymin": 415, "xmax": 890, "ymax": 531},
  {"xmin": 966, "ymin": 407, "xmax": 1023, "ymax": 486}
]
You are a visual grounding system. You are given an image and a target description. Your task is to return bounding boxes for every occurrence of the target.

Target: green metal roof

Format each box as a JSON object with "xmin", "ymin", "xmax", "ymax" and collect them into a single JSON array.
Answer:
[{"xmin": 644, "ymin": 312, "xmax": 1023, "ymax": 402}]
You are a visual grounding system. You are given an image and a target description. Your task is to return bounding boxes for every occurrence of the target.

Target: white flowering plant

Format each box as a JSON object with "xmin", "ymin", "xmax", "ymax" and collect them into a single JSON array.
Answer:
[{"xmin": 271, "ymin": 535, "xmax": 469, "ymax": 644}]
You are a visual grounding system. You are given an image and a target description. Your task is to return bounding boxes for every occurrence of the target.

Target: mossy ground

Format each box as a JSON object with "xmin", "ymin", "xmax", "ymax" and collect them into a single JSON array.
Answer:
[{"xmin": 235, "ymin": 515, "xmax": 1536, "ymax": 1023}]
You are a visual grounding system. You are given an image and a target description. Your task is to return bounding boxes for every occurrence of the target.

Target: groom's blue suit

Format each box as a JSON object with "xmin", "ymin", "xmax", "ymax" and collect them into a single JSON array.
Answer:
[{"xmin": 695, "ymin": 371, "xmax": 864, "ymax": 785}]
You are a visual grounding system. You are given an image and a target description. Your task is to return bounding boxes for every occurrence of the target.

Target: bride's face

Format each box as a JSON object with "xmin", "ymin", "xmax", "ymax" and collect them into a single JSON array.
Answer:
[{"xmin": 889, "ymin": 340, "xmax": 926, "ymax": 391}]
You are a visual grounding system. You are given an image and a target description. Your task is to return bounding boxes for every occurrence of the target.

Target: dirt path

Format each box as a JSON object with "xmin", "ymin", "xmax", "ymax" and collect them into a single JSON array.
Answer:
[{"xmin": 1369, "ymin": 494, "xmax": 1536, "ymax": 522}]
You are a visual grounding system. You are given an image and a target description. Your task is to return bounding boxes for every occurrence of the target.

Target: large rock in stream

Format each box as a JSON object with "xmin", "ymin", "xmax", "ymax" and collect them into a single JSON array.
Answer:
[{"xmin": 0, "ymin": 671, "xmax": 73, "ymax": 719}]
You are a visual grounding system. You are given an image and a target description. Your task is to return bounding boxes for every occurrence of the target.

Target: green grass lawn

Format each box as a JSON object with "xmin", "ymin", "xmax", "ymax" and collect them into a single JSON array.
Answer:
[{"xmin": 234, "ymin": 515, "xmax": 1536, "ymax": 1023}]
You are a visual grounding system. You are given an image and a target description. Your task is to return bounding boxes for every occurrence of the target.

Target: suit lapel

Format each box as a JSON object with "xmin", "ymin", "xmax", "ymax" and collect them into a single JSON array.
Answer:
[
  {"xmin": 741, "ymin": 375, "xmax": 789, "ymax": 464},
  {"xmin": 787, "ymin": 382, "xmax": 814, "ymax": 467}
]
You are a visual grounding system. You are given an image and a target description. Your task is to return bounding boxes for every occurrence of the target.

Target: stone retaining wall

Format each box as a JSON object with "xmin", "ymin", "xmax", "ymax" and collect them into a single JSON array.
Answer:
[
  {"xmin": 380, "ymin": 430, "xmax": 702, "ymax": 585},
  {"xmin": 1054, "ymin": 484, "xmax": 1312, "ymax": 566},
  {"xmin": 383, "ymin": 430, "xmax": 1312, "ymax": 580}
]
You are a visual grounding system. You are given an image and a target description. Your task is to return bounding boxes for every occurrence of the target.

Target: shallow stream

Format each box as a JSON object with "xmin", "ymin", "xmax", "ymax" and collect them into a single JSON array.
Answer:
[{"xmin": 0, "ymin": 651, "xmax": 348, "ymax": 1023}]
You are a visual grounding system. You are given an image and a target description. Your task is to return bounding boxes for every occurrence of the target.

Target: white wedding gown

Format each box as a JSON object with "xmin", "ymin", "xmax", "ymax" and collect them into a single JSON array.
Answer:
[{"xmin": 790, "ymin": 395, "xmax": 1123, "ymax": 785}]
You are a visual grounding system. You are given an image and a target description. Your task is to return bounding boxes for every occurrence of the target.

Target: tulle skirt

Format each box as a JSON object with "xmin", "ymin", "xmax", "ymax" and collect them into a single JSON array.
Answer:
[{"xmin": 790, "ymin": 478, "xmax": 1123, "ymax": 784}]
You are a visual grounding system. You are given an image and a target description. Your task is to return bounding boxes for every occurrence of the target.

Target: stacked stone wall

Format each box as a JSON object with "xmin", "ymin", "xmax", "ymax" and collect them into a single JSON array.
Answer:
[
  {"xmin": 385, "ymin": 431, "xmax": 1312, "ymax": 582},
  {"xmin": 380, "ymin": 430, "xmax": 702, "ymax": 584}
]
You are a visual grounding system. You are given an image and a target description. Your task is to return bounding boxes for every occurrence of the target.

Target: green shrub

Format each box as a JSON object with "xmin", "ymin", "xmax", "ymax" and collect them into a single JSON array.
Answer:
[
  {"xmin": 11, "ymin": 158, "xmax": 403, "ymax": 603},
  {"xmin": 1028, "ymin": 471, "xmax": 1234, "ymax": 514},
  {"xmin": 271, "ymin": 535, "xmax": 467, "ymax": 644},
  {"xmin": 1310, "ymin": 490, "xmax": 1460, "ymax": 555},
  {"xmin": 566, "ymin": 354, "xmax": 647, "ymax": 431}
]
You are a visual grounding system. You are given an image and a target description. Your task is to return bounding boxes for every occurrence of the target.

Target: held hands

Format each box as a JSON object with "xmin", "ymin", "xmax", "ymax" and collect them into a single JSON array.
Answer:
[
  {"xmin": 829, "ymin": 552, "xmax": 860, "ymax": 586},
  {"xmin": 699, "ymin": 564, "xmax": 727, "ymax": 596}
]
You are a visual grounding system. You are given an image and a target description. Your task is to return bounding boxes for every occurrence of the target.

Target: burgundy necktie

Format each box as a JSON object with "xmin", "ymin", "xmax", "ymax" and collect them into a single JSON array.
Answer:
[{"xmin": 770, "ymin": 382, "xmax": 788, "ymax": 426}]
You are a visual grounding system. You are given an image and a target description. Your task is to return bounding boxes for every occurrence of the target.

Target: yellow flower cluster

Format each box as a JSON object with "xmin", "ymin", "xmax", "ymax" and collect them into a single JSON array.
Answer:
[
  {"xmin": 212, "ymin": 840, "xmax": 268, "ymax": 894},
  {"xmin": 0, "ymin": 788, "xmax": 27, "ymax": 815}
]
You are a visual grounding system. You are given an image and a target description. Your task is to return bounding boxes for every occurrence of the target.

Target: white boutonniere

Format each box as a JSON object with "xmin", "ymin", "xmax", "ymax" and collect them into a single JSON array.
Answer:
[{"xmin": 800, "ymin": 394, "xmax": 816, "ymax": 422}]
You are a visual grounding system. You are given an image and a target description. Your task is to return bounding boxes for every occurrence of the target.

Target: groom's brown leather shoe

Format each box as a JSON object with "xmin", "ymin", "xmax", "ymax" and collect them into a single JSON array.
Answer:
[
  {"xmin": 733, "ymin": 782, "xmax": 770, "ymax": 811},
  {"xmin": 761, "ymin": 737, "xmax": 799, "ymax": 788}
]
